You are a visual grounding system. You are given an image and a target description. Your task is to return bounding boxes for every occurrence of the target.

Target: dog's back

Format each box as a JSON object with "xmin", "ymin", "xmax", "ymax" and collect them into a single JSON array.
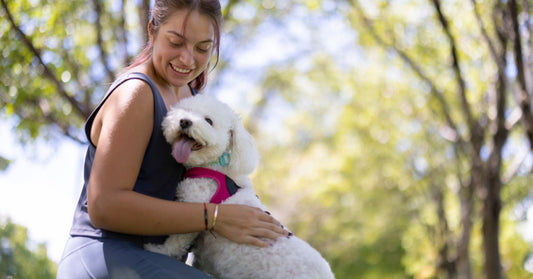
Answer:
[{"xmin": 192, "ymin": 188, "xmax": 335, "ymax": 279}]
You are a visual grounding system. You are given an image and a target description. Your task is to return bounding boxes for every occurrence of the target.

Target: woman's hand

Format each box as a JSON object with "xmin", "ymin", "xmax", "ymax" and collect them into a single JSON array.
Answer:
[{"xmin": 213, "ymin": 204, "xmax": 289, "ymax": 247}]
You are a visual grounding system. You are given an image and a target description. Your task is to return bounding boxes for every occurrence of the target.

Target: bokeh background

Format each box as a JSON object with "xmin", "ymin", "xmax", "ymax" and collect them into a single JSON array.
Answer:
[{"xmin": 1, "ymin": 0, "xmax": 533, "ymax": 278}]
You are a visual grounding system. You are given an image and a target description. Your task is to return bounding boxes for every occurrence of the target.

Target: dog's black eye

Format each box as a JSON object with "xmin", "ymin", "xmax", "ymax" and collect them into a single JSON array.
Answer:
[{"xmin": 205, "ymin": 117, "xmax": 213, "ymax": 126}]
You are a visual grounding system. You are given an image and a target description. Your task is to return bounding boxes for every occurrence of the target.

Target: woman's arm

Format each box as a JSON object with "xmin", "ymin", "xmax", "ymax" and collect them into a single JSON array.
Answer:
[{"xmin": 88, "ymin": 78, "xmax": 192, "ymax": 234}]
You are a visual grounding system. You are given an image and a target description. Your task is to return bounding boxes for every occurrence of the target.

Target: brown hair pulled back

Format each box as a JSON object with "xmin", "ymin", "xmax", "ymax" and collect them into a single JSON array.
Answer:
[{"xmin": 128, "ymin": 0, "xmax": 222, "ymax": 90}]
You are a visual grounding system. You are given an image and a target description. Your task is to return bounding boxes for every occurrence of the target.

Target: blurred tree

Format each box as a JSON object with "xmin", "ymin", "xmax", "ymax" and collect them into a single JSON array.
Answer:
[
  {"xmin": 0, "ymin": 155, "xmax": 10, "ymax": 171},
  {"xmin": 344, "ymin": 0, "xmax": 533, "ymax": 278},
  {"xmin": 0, "ymin": 218, "xmax": 56, "ymax": 278},
  {"xmin": 0, "ymin": 0, "xmax": 152, "ymax": 143},
  {"xmin": 1, "ymin": 0, "xmax": 533, "ymax": 278},
  {"xmin": 222, "ymin": 0, "xmax": 533, "ymax": 278}
]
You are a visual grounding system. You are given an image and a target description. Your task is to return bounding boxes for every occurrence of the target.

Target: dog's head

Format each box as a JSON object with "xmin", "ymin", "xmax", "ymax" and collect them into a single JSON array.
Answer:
[{"xmin": 162, "ymin": 94, "xmax": 259, "ymax": 176}]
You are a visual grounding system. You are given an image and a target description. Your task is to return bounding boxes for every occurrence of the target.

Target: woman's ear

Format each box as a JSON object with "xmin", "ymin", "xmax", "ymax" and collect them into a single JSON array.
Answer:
[{"xmin": 147, "ymin": 20, "xmax": 154, "ymax": 42}]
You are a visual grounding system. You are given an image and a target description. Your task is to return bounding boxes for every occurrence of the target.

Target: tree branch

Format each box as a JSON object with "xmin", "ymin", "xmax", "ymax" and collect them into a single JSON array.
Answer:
[
  {"xmin": 118, "ymin": 0, "xmax": 131, "ymax": 67},
  {"xmin": 0, "ymin": 0, "xmax": 89, "ymax": 119},
  {"xmin": 350, "ymin": 0, "xmax": 461, "ymax": 146},
  {"xmin": 138, "ymin": 0, "xmax": 151, "ymax": 44},
  {"xmin": 502, "ymin": 146, "xmax": 530, "ymax": 183},
  {"xmin": 222, "ymin": 0, "xmax": 240, "ymax": 22},
  {"xmin": 29, "ymin": 98, "xmax": 85, "ymax": 143},
  {"xmin": 470, "ymin": 0, "xmax": 502, "ymax": 68},
  {"xmin": 509, "ymin": 0, "xmax": 533, "ymax": 150},
  {"xmin": 92, "ymin": 0, "xmax": 115, "ymax": 82},
  {"xmin": 431, "ymin": 0, "xmax": 480, "ymax": 144}
]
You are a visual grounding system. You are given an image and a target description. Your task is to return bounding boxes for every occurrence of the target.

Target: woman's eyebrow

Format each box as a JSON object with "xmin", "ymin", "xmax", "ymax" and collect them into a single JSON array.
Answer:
[
  {"xmin": 167, "ymin": 30, "xmax": 185, "ymax": 38},
  {"xmin": 166, "ymin": 30, "xmax": 213, "ymax": 44}
]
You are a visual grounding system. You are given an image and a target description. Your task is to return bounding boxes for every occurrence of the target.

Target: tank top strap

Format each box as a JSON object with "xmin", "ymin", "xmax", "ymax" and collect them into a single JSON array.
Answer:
[{"xmin": 84, "ymin": 72, "xmax": 165, "ymax": 145}]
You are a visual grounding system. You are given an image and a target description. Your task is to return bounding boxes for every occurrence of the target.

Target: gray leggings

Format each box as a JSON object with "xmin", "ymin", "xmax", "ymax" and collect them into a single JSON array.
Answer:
[{"xmin": 56, "ymin": 236, "xmax": 213, "ymax": 279}]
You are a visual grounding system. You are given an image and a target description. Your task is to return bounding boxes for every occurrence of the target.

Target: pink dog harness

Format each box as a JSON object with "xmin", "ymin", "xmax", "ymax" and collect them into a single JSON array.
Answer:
[{"xmin": 183, "ymin": 167, "xmax": 241, "ymax": 204}]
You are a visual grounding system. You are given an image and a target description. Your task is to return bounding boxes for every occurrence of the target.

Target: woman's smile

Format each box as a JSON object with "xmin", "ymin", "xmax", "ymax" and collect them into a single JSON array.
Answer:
[{"xmin": 170, "ymin": 63, "xmax": 193, "ymax": 75}]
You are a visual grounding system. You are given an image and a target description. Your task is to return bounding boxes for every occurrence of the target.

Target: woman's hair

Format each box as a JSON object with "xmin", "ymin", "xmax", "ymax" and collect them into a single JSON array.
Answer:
[{"xmin": 127, "ymin": 0, "xmax": 223, "ymax": 90}]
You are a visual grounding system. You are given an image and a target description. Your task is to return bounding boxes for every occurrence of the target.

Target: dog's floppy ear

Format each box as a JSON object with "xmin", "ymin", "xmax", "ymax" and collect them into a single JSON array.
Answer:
[{"xmin": 227, "ymin": 113, "xmax": 259, "ymax": 175}]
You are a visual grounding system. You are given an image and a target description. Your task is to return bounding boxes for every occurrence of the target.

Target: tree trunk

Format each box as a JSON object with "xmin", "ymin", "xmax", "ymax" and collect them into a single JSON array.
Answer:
[
  {"xmin": 456, "ymin": 181, "xmax": 473, "ymax": 279},
  {"xmin": 433, "ymin": 184, "xmax": 457, "ymax": 278},
  {"xmin": 480, "ymin": 179, "xmax": 502, "ymax": 279},
  {"xmin": 480, "ymin": 136, "xmax": 505, "ymax": 279},
  {"xmin": 137, "ymin": 0, "xmax": 151, "ymax": 43}
]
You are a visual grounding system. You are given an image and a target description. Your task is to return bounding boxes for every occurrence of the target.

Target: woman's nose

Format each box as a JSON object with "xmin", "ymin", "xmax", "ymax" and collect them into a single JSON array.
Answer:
[{"xmin": 180, "ymin": 47, "xmax": 195, "ymax": 67}]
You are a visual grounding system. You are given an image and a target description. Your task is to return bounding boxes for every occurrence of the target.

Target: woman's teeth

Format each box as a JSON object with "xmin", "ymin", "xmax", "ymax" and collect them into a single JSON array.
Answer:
[{"xmin": 171, "ymin": 64, "xmax": 192, "ymax": 74}]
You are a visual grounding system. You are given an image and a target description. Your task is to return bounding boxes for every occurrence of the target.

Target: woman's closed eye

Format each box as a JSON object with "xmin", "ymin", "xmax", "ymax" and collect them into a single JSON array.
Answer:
[
  {"xmin": 170, "ymin": 40, "xmax": 185, "ymax": 48},
  {"xmin": 196, "ymin": 42, "xmax": 213, "ymax": 53}
]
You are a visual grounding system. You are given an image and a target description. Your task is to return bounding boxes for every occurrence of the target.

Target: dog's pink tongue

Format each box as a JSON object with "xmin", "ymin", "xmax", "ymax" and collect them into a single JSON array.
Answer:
[{"xmin": 172, "ymin": 138, "xmax": 194, "ymax": 163}]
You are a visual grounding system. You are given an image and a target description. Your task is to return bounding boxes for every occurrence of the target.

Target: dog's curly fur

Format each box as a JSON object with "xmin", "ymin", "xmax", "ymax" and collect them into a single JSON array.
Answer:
[{"xmin": 145, "ymin": 94, "xmax": 335, "ymax": 279}]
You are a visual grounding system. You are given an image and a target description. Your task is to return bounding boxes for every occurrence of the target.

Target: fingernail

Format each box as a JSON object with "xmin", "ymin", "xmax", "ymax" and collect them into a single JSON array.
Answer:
[{"xmin": 265, "ymin": 211, "xmax": 271, "ymax": 215}]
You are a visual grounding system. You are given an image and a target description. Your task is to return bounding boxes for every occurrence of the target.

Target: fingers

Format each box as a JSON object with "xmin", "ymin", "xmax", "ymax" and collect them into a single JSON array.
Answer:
[
  {"xmin": 252, "ymin": 225, "xmax": 287, "ymax": 241},
  {"xmin": 262, "ymin": 210, "xmax": 292, "ymax": 236},
  {"xmin": 242, "ymin": 235, "xmax": 272, "ymax": 248},
  {"xmin": 215, "ymin": 204, "xmax": 290, "ymax": 247},
  {"xmin": 259, "ymin": 210, "xmax": 280, "ymax": 225},
  {"xmin": 248, "ymin": 209, "xmax": 290, "ymax": 244},
  {"xmin": 253, "ymin": 208, "xmax": 288, "ymax": 236}
]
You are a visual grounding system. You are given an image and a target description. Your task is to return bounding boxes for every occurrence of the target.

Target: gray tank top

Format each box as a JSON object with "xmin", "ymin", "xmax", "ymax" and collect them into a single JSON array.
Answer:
[{"xmin": 69, "ymin": 72, "xmax": 195, "ymax": 246}]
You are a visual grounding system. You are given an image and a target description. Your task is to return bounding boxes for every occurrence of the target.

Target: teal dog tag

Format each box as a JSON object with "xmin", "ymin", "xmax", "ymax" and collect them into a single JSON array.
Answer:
[{"xmin": 219, "ymin": 152, "xmax": 230, "ymax": 166}]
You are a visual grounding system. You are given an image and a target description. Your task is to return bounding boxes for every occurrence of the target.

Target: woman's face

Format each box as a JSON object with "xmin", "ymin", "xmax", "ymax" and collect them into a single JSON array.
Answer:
[{"xmin": 151, "ymin": 9, "xmax": 215, "ymax": 88}]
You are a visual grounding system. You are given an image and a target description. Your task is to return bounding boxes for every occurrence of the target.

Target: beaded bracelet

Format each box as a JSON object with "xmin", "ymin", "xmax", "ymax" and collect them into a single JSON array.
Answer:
[{"xmin": 203, "ymin": 203, "xmax": 209, "ymax": 231}]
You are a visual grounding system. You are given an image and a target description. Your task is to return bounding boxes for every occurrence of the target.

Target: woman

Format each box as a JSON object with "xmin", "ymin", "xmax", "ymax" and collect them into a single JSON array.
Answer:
[{"xmin": 57, "ymin": 1, "xmax": 289, "ymax": 278}]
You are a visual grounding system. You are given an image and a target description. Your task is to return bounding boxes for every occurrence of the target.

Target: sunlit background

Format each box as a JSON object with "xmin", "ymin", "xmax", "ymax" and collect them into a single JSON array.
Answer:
[{"xmin": 1, "ymin": 0, "xmax": 533, "ymax": 278}]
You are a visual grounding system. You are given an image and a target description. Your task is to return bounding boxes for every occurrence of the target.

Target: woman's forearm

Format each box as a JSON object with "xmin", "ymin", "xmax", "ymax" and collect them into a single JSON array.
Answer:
[{"xmin": 88, "ymin": 189, "xmax": 214, "ymax": 235}]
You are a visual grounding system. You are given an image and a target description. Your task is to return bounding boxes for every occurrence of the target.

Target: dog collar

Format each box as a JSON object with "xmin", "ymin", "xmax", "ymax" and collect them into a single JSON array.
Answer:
[
  {"xmin": 183, "ymin": 167, "xmax": 240, "ymax": 204},
  {"xmin": 184, "ymin": 152, "xmax": 230, "ymax": 168}
]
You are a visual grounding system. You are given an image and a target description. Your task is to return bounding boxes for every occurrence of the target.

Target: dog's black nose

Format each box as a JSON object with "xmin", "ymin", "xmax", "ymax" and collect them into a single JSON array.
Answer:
[{"xmin": 180, "ymin": 119, "xmax": 192, "ymax": 129}]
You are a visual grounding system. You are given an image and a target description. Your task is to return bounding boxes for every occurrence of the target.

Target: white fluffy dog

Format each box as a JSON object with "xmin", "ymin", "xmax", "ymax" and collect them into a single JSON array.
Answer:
[{"xmin": 145, "ymin": 94, "xmax": 335, "ymax": 279}]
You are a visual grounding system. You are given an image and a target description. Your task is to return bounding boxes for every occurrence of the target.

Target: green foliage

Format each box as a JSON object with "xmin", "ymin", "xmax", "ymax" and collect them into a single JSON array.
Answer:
[
  {"xmin": 249, "ymin": 0, "xmax": 533, "ymax": 278},
  {"xmin": 0, "ymin": 0, "xmax": 139, "ymax": 143},
  {"xmin": 0, "ymin": 155, "xmax": 10, "ymax": 171},
  {"xmin": 1, "ymin": 0, "xmax": 532, "ymax": 278},
  {"xmin": 0, "ymin": 218, "xmax": 57, "ymax": 278}
]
